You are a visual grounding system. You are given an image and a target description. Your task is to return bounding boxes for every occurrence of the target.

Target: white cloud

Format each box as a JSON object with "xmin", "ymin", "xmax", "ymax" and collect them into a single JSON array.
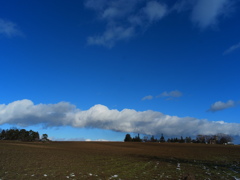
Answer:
[
  {"xmin": 85, "ymin": 139, "xmax": 110, "ymax": 142},
  {"xmin": 0, "ymin": 18, "xmax": 22, "ymax": 37},
  {"xmin": 223, "ymin": 42, "xmax": 240, "ymax": 55},
  {"xmin": 50, "ymin": 137, "xmax": 87, "ymax": 141},
  {"xmin": 1, "ymin": 99, "xmax": 240, "ymax": 137},
  {"xmin": 157, "ymin": 90, "xmax": 183, "ymax": 99},
  {"xmin": 0, "ymin": 99, "xmax": 75, "ymax": 126},
  {"xmin": 141, "ymin": 95, "xmax": 153, "ymax": 101},
  {"xmin": 51, "ymin": 137, "xmax": 110, "ymax": 141},
  {"xmin": 208, "ymin": 100, "xmax": 236, "ymax": 112}
]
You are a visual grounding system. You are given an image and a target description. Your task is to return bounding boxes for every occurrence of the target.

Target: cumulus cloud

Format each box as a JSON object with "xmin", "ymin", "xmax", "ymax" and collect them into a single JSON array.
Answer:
[
  {"xmin": 1, "ymin": 99, "xmax": 240, "ymax": 137},
  {"xmin": 0, "ymin": 18, "xmax": 22, "ymax": 37},
  {"xmin": 208, "ymin": 100, "xmax": 236, "ymax": 112},
  {"xmin": 141, "ymin": 95, "xmax": 153, "ymax": 101},
  {"xmin": 223, "ymin": 42, "xmax": 240, "ymax": 55},
  {"xmin": 0, "ymin": 99, "xmax": 75, "ymax": 127}
]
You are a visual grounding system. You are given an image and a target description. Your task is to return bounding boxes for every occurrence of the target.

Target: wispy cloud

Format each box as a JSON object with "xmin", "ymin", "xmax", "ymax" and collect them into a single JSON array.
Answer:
[
  {"xmin": 142, "ymin": 90, "xmax": 182, "ymax": 101},
  {"xmin": 223, "ymin": 42, "xmax": 240, "ymax": 55},
  {"xmin": 85, "ymin": 0, "xmax": 168, "ymax": 47},
  {"xmin": 87, "ymin": 25, "xmax": 135, "ymax": 48},
  {"xmin": 174, "ymin": 0, "xmax": 235, "ymax": 29},
  {"xmin": 1, "ymin": 99, "xmax": 240, "ymax": 137},
  {"xmin": 141, "ymin": 95, "xmax": 153, "ymax": 101},
  {"xmin": 191, "ymin": 0, "xmax": 233, "ymax": 29},
  {"xmin": 157, "ymin": 90, "xmax": 183, "ymax": 100},
  {"xmin": 143, "ymin": 1, "xmax": 168, "ymax": 22},
  {"xmin": 85, "ymin": 0, "xmax": 237, "ymax": 47},
  {"xmin": 0, "ymin": 18, "xmax": 22, "ymax": 37},
  {"xmin": 208, "ymin": 100, "xmax": 236, "ymax": 112}
]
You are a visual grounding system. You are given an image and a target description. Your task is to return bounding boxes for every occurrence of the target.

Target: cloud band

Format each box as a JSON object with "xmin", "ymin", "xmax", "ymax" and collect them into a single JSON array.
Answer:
[{"xmin": 1, "ymin": 99, "xmax": 240, "ymax": 136}]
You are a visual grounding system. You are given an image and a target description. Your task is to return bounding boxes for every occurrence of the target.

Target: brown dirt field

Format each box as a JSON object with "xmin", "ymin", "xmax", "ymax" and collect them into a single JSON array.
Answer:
[{"xmin": 0, "ymin": 141, "xmax": 239, "ymax": 179}]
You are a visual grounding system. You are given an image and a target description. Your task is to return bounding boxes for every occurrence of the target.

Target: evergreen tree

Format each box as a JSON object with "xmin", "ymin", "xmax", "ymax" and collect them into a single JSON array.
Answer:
[
  {"xmin": 132, "ymin": 134, "xmax": 142, "ymax": 142},
  {"xmin": 0, "ymin": 130, "xmax": 6, "ymax": 140},
  {"xmin": 160, "ymin": 134, "xmax": 165, "ymax": 142},
  {"xmin": 124, "ymin": 134, "xmax": 132, "ymax": 142},
  {"xmin": 179, "ymin": 136, "xmax": 185, "ymax": 143},
  {"xmin": 150, "ymin": 135, "xmax": 157, "ymax": 142}
]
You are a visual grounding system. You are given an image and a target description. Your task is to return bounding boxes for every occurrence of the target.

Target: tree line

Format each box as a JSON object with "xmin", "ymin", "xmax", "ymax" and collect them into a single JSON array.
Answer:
[
  {"xmin": 0, "ymin": 128, "xmax": 49, "ymax": 141},
  {"xmin": 124, "ymin": 133, "xmax": 166, "ymax": 142},
  {"xmin": 124, "ymin": 133, "xmax": 233, "ymax": 144}
]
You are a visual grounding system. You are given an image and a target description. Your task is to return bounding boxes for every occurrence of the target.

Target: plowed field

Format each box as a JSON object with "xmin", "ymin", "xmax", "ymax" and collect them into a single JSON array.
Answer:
[{"xmin": 0, "ymin": 141, "xmax": 239, "ymax": 179}]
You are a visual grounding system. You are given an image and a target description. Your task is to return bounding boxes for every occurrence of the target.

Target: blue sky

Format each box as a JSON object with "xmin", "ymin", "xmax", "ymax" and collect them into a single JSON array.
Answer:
[{"xmin": 0, "ymin": 0, "xmax": 240, "ymax": 142}]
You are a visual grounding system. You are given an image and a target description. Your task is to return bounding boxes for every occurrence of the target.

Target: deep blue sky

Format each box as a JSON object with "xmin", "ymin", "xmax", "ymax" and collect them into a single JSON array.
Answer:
[{"xmin": 0, "ymin": 0, "xmax": 240, "ymax": 141}]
